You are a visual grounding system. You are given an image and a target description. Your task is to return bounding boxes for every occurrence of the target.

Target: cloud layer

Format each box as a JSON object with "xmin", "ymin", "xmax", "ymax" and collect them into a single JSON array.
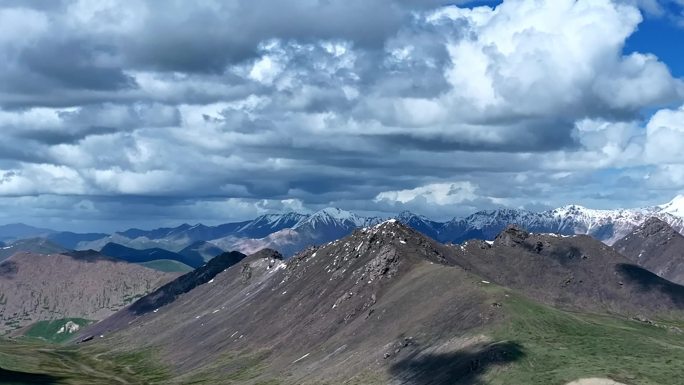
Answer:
[{"xmin": 0, "ymin": 0, "xmax": 683, "ymax": 231}]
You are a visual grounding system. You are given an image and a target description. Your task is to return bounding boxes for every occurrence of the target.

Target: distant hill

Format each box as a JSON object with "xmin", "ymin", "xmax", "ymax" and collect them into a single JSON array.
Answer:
[
  {"xmin": 211, "ymin": 208, "xmax": 381, "ymax": 257},
  {"xmin": 232, "ymin": 212, "xmax": 308, "ymax": 238},
  {"xmin": 613, "ymin": 217, "xmax": 684, "ymax": 285},
  {"xmin": 0, "ymin": 251, "xmax": 174, "ymax": 333},
  {"xmin": 0, "ymin": 223, "xmax": 55, "ymax": 243},
  {"xmin": 178, "ymin": 241, "xmax": 224, "ymax": 263},
  {"xmin": 0, "ymin": 238, "xmax": 68, "ymax": 262},
  {"xmin": 46, "ymin": 231, "xmax": 110, "ymax": 250},
  {"xmin": 100, "ymin": 242, "xmax": 205, "ymax": 268}
]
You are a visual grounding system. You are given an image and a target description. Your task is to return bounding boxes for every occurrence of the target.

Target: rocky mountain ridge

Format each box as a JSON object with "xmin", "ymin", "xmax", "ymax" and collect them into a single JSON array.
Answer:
[
  {"xmin": 79, "ymin": 221, "xmax": 503, "ymax": 383},
  {"xmin": 613, "ymin": 217, "xmax": 684, "ymax": 285}
]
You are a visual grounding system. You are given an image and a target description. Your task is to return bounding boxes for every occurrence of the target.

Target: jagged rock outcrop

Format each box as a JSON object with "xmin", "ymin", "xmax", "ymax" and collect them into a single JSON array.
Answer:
[{"xmin": 493, "ymin": 225, "xmax": 530, "ymax": 247}]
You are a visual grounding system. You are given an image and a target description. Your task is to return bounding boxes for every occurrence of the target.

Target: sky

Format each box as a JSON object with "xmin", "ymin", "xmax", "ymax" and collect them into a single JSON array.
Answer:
[{"xmin": 1, "ymin": 0, "xmax": 684, "ymax": 232}]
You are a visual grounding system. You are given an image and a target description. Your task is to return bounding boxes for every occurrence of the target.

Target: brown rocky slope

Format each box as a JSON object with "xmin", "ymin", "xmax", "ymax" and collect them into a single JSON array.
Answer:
[
  {"xmin": 0, "ymin": 250, "xmax": 176, "ymax": 333},
  {"xmin": 613, "ymin": 217, "xmax": 684, "ymax": 285},
  {"xmin": 449, "ymin": 225, "xmax": 684, "ymax": 315}
]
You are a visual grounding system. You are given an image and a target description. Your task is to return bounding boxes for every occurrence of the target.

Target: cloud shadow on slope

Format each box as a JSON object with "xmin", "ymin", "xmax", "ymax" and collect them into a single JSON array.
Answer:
[
  {"xmin": 0, "ymin": 367, "xmax": 64, "ymax": 384},
  {"xmin": 0, "ymin": 261, "xmax": 18, "ymax": 278},
  {"xmin": 617, "ymin": 263, "xmax": 684, "ymax": 308},
  {"xmin": 389, "ymin": 341, "xmax": 525, "ymax": 385}
]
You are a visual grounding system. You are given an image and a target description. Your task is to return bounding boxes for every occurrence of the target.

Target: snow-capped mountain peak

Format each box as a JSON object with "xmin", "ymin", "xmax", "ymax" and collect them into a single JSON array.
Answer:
[
  {"xmin": 659, "ymin": 194, "xmax": 684, "ymax": 218},
  {"xmin": 396, "ymin": 211, "xmax": 431, "ymax": 222},
  {"xmin": 317, "ymin": 207, "xmax": 356, "ymax": 220},
  {"xmin": 235, "ymin": 212, "xmax": 308, "ymax": 239},
  {"xmin": 295, "ymin": 207, "xmax": 365, "ymax": 229},
  {"xmin": 550, "ymin": 204, "xmax": 620, "ymax": 219}
]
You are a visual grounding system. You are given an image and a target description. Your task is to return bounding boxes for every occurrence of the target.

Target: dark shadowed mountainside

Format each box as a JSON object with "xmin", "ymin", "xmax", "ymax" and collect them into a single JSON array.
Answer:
[
  {"xmin": 46, "ymin": 231, "xmax": 110, "ymax": 250},
  {"xmin": 127, "ymin": 251, "xmax": 247, "ymax": 315},
  {"xmin": 100, "ymin": 242, "xmax": 205, "ymax": 268}
]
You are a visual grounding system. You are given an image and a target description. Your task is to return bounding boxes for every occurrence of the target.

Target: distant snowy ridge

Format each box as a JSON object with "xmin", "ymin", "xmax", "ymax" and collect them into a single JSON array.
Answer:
[{"xmin": 65, "ymin": 196, "xmax": 684, "ymax": 256}]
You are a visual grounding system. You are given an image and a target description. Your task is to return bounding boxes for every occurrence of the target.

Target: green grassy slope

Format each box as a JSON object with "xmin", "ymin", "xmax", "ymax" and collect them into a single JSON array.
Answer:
[
  {"xmin": 139, "ymin": 259, "xmax": 194, "ymax": 273},
  {"xmin": 23, "ymin": 318, "xmax": 93, "ymax": 344},
  {"xmin": 484, "ymin": 294, "xmax": 684, "ymax": 385}
]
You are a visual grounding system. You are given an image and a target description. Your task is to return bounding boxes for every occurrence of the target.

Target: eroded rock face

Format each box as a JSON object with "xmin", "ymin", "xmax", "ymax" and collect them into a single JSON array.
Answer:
[
  {"xmin": 57, "ymin": 321, "xmax": 81, "ymax": 334},
  {"xmin": 365, "ymin": 245, "xmax": 400, "ymax": 282},
  {"xmin": 240, "ymin": 264, "xmax": 252, "ymax": 283},
  {"xmin": 240, "ymin": 250, "xmax": 284, "ymax": 284}
]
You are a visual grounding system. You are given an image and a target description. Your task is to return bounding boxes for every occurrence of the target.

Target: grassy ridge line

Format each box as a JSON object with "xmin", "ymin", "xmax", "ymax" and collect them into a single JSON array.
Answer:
[{"xmin": 486, "ymin": 294, "xmax": 684, "ymax": 385}]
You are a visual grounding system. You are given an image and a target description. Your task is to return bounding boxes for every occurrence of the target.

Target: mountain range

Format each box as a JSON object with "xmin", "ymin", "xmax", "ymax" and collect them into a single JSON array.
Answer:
[
  {"xmin": 69, "ymin": 220, "xmax": 684, "ymax": 384},
  {"xmin": 3, "ymin": 196, "xmax": 684, "ymax": 259},
  {"xmin": 0, "ymin": 211, "xmax": 683, "ymax": 383}
]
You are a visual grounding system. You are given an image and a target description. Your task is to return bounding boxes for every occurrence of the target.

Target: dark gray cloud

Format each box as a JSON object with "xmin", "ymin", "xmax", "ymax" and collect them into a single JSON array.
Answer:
[
  {"xmin": 18, "ymin": 39, "xmax": 136, "ymax": 91},
  {"xmin": 126, "ymin": 0, "xmax": 404, "ymax": 72}
]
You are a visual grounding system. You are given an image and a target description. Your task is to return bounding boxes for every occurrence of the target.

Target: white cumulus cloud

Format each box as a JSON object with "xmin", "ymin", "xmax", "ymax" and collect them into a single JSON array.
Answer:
[{"xmin": 375, "ymin": 182, "xmax": 478, "ymax": 205}]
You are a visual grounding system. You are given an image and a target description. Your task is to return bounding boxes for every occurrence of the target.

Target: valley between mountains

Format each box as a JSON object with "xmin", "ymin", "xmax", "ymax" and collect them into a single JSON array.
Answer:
[{"xmin": 1, "ymin": 199, "xmax": 684, "ymax": 384}]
